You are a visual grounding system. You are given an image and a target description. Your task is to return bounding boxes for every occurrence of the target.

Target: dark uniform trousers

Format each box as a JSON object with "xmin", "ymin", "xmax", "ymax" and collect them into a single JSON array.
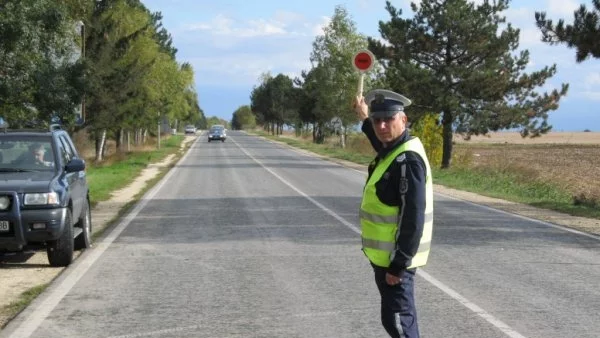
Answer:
[{"xmin": 373, "ymin": 266, "xmax": 420, "ymax": 338}]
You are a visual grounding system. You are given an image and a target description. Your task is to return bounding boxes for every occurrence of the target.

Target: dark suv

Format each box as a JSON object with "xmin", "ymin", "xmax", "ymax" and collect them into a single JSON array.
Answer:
[
  {"xmin": 0, "ymin": 121, "xmax": 91, "ymax": 267},
  {"xmin": 207, "ymin": 125, "xmax": 226, "ymax": 142}
]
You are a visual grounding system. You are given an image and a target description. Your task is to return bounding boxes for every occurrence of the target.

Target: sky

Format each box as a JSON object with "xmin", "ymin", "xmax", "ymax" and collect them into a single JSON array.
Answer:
[{"xmin": 141, "ymin": 0, "xmax": 600, "ymax": 132}]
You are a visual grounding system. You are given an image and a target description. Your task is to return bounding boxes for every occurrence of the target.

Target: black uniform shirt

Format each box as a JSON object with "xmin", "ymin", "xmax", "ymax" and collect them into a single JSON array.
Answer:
[{"xmin": 361, "ymin": 118, "xmax": 427, "ymax": 276}]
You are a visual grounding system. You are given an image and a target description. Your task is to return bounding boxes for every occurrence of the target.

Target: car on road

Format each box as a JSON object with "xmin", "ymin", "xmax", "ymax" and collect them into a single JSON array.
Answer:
[
  {"xmin": 184, "ymin": 125, "xmax": 197, "ymax": 134},
  {"xmin": 0, "ymin": 120, "xmax": 92, "ymax": 267},
  {"xmin": 208, "ymin": 126, "xmax": 226, "ymax": 142}
]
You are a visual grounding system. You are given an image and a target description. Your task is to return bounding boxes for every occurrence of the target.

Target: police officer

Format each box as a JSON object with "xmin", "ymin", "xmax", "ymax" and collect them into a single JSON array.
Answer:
[{"xmin": 353, "ymin": 89, "xmax": 434, "ymax": 338}]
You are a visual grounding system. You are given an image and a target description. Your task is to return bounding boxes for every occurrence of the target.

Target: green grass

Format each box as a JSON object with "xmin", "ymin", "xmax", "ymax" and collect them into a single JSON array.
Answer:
[
  {"xmin": 432, "ymin": 166, "xmax": 600, "ymax": 219},
  {"xmin": 86, "ymin": 135, "xmax": 184, "ymax": 205},
  {"xmin": 2, "ymin": 284, "xmax": 49, "ymax": 328},
  {"xmin": 253, "ymin": 131, "xmax": 600, "ymax": 220}
]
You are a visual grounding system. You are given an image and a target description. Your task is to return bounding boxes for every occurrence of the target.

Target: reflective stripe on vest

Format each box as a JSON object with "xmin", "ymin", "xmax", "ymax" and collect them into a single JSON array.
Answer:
[{"xmin": 360, "ymin": 137, "xmax": 434, "ymax": 269}]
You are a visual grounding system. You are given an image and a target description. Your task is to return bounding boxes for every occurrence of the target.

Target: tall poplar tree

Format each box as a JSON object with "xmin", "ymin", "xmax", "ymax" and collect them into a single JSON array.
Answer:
[
  {"xmin": 308, "ymin": 5, "xmax": 376, "ymax": 145},
  {"xmin": 370, "ymin": 0, "xmax": 568, "ymax": 168}
]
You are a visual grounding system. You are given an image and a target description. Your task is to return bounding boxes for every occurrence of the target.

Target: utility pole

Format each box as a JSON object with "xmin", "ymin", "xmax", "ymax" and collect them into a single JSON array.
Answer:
[
  {"xmin": 157, "ymin": 114, "xmax": 161, "ymax": 149},
  {"xmin": 77, "ymin": 21, "xmax": 86, "ymax": 124}
]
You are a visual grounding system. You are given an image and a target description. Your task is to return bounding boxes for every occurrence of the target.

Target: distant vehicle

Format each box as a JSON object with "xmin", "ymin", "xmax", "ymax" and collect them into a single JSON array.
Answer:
[
  {"xmin": 208, "ymin": 126, "xmax": 226, "ymax": 142},
  {"xmin": 0, "ymin": 120, "xmax": 91, "ymax": 267},
  {"xmin": 184, "ymin": 125, "xmax": 197, "ymax": 134}
]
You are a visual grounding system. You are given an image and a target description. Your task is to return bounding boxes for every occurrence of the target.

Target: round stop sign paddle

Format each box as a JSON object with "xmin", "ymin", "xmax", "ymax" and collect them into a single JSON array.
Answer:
[
  {"xmin": 353, "ymin": 49, "xmax": 376, "ymax": 97},
  {"xmin": 353, "ymin": 49, "xmax": 375, "ymax": 72}
]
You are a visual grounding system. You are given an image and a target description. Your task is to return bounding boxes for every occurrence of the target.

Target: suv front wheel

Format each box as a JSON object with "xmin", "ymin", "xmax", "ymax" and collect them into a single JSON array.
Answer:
[
  {"xmin": 47, "ymin": 209, "xmax": 74, "ymax": 267},
  {"xmin": 74, "ymin": 199, "xmax": 92, "ymax": 250}
]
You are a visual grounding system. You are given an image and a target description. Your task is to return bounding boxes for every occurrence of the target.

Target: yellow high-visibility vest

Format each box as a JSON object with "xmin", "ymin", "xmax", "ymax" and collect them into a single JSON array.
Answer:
[{"xmin": 360, "ymin": 137, "xmax": 433, "ymax": 269}]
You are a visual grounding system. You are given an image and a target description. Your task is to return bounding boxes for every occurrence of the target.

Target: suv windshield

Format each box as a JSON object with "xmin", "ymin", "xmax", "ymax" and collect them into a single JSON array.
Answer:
[{"xmin": 0, "ymin": 136, "xmax": 55, "ymax": 172}]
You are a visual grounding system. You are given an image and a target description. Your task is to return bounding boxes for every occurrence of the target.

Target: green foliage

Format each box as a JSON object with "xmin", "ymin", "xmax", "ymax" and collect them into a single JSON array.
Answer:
[
  {"xmin": 250, "ymin": 73, "xmax": 296, "ymax": 134},
  {"xmin": 370, "ymin": 0, "xmax": 568, "ymax": 168},
  {"xmin": 0, "ymin": 0, "xmax": 82, "ymax": 127},
  {"xmin": 81, "ymin": 0, "xmax": 202, "ymax": 159},
  {"xmin": 206, "ymin": 116, "xmax": 228, "ymax": 128},
  {"xmin": 536, "ymin": 0, "xmax": 600, "ymax": 62},
  {"xmin": 409, "ymin": 114, "xmax": 443, "ymax": 168},
  {"xmin": 231, "ymin": 105, "xmax": 256, "ymax": 130},
  {"xmin": 308, "ymin": 5, "xmax": 373, "ymax": 128}
]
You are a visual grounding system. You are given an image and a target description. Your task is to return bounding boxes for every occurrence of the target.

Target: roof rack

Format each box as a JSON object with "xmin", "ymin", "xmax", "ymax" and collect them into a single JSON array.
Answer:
[{"xmin": 49, "ymin": 124, "xmax": 62, "ymax": 131}]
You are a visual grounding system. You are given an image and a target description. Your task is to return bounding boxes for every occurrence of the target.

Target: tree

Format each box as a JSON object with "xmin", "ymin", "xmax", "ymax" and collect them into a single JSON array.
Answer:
[
  {"xmin": 231, "ymin": 105, "xmax": 256, "ymax": 130},
  {"xmin": 535, "ymin": 0, "xmax": 600, "ymax": 62},
  {"xmin": 250, "ymin": 73, "xmax": 296, "ymax": 135},
  {"xmin": 0, "ymin": 0, "xmax": 84, "ymax": 127},
  {"xmin": 83, "ymin": 0, "xmax": 200, "ymax": 158},
  {"xmin": 206, "ymin": 116, "xmax": 228, "ymax": 128},
  {"xmin": 307, "ymin": 5, "xmax": 376, "ymax": 145},
  {"xmin": 150, "ymin": 11, "xmax": 178, "ymax": 58},
  {"xmin": 370, "ymin": 0, "xmax": 568, "ymax": 168}
]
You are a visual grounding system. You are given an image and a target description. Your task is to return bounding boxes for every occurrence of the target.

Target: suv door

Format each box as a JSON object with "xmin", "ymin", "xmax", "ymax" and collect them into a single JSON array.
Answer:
[{"xmin": 57, "ymin": 134, "xmax": 84, "ymax": 219}]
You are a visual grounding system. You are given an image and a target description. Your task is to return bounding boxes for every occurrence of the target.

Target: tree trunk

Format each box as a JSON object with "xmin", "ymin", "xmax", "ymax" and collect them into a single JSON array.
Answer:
[
  {"xmin": 127, "ymin": 130, "xmax": 131, "ymax": 152},
  {"xmin": 441, "ymin": 110, "xmax": 454, "ymax": 169},
  {"xmin": 157, "ymin": 122, "xmax": 161, "ymax": 149},
  {"xmin": 315, "ymin": 122, "xmax": 325, "ymax": 144},
  {"xmin": 116, "ymin": 129, "xmax": 123, "ymax": 152},
  {"xmin": 95, "ymin": 129, "xmax": 107, "ymax": 162},
  {"xmin": 339, "ymin": 126, "xmax": 346, "ymax": 149}
]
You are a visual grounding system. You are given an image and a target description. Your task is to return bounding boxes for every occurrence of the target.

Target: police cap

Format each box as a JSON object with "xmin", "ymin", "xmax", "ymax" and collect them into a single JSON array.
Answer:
[{"xmin": 365, "ymin": 89, "xmax": 412, "ymax": 118}]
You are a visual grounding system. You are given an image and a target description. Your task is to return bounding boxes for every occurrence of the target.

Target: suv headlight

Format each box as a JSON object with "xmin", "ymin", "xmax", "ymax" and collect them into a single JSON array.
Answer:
[
  {"xmin": 24, "ymin": 192, "xmax": 59, "ymax": 206},
  {"xmin": 0, "ymin": 196, "xmax": 10, "ymax": 210}
]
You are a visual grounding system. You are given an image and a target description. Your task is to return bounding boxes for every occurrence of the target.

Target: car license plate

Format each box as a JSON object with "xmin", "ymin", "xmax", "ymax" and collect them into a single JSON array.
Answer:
[{"xmin": 0, "ymin": 221, "xmax": 9, "ymax": 232}]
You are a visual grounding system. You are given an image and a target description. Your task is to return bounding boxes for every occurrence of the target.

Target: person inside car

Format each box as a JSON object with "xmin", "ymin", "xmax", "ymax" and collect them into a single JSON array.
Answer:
[{"xmin": 15, "ymin": 143, "xmax": 53, "ymax": 167}]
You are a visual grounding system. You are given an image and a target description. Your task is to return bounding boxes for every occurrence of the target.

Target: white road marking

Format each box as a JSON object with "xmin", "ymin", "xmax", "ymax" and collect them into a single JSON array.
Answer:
[
  {"xmin": 232, "ymin": 136, "xmax": 529, "ymax": 338},
  {"xmin": 3, "ymin": 138, "xmax": 201, "ymax": 338},
  {"xmin": 231, "ymin": 138, "xmax": 360, "ymax": 234}
]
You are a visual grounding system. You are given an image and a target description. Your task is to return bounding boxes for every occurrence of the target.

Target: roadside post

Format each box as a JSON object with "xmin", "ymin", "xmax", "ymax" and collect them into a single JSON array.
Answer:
[{"xmin": 352, "ymin": 49, "xmax": 375, "ymax": 97}]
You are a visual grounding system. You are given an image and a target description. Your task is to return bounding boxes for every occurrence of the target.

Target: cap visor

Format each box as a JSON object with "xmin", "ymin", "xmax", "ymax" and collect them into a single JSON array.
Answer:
[{"xmin": 370, "ymin": 110, "xmax": 400, "ymax": 118}]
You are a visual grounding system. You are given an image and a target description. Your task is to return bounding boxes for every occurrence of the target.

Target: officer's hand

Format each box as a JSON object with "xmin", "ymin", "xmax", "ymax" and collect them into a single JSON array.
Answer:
[
  {"xmin": 353, "ymin": 95, "xmax": 369, "ymax": 121},
  {"xmin": 385, "ymin": 272, "xmax": 402, "ymax": 286}
]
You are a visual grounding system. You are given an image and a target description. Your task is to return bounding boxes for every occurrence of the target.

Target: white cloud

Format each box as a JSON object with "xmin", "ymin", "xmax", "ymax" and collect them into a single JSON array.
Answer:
[
  {"xmin": 273, "ymin": 10, "xmax": 305, "ymax": 25},
  {"xmin": 311, "ymin": 16, "xmax": 331, "ymax": 36},
  {"xmin": 186, "ymin": 45, "xmax": 314, "ymax": 86},
  {"xmin": 505, "ymin": 7, "xmax": 533, "ymax": 21},
  {"xmin": 581, "ymin": 91, "xmax": 600, "ymax": 101},
  {"xmin": 184, "ymin": 14, "xmax": 287, "ymax": 38},
  {"xmin": 547, "ymin": 0, "xmax": 579, "ymax": 15},
  {"xmin": 584, "ymin": 73, "xmax": 600, "ymax": 86},
  {"xmin": 519, "ymin": 27, "xmax": 543, "ymax": 46}
]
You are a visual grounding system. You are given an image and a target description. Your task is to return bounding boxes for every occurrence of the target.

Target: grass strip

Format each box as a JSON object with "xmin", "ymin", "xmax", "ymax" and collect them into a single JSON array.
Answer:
[
  {"xmin": 1, "ymin": 284, "xmax": 49, "ymax": 329},
  {"xmin": 86, "ymin": 135, "xmax": 184, "ymax": 205}
]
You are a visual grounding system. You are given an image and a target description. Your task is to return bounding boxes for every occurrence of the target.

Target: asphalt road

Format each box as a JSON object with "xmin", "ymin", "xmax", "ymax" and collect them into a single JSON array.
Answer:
[{"xmin": 2, "ymin": 131, "xmax": 599, "ymax": 338}]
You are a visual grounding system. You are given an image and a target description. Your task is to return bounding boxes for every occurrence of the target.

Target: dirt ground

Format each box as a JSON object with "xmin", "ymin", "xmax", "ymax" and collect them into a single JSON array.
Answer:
[
  {"xmin": 453, "ymin": 131, "xmax": 600, "ymax": 144},
  {"xmin": 1, "ymin": 133, "xmax": 599, "ymax": 329}
]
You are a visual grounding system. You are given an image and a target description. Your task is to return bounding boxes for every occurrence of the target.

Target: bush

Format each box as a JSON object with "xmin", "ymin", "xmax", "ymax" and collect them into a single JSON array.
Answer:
[{"xmin": 410, "ymin": 113, "xmax": 443, "ymax": 168}]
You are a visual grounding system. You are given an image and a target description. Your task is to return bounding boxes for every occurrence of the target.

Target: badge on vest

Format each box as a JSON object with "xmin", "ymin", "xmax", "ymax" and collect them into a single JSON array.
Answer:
[{"xmin": 399, "ymin": 177, "xmax": 408, "ymax": 194}]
